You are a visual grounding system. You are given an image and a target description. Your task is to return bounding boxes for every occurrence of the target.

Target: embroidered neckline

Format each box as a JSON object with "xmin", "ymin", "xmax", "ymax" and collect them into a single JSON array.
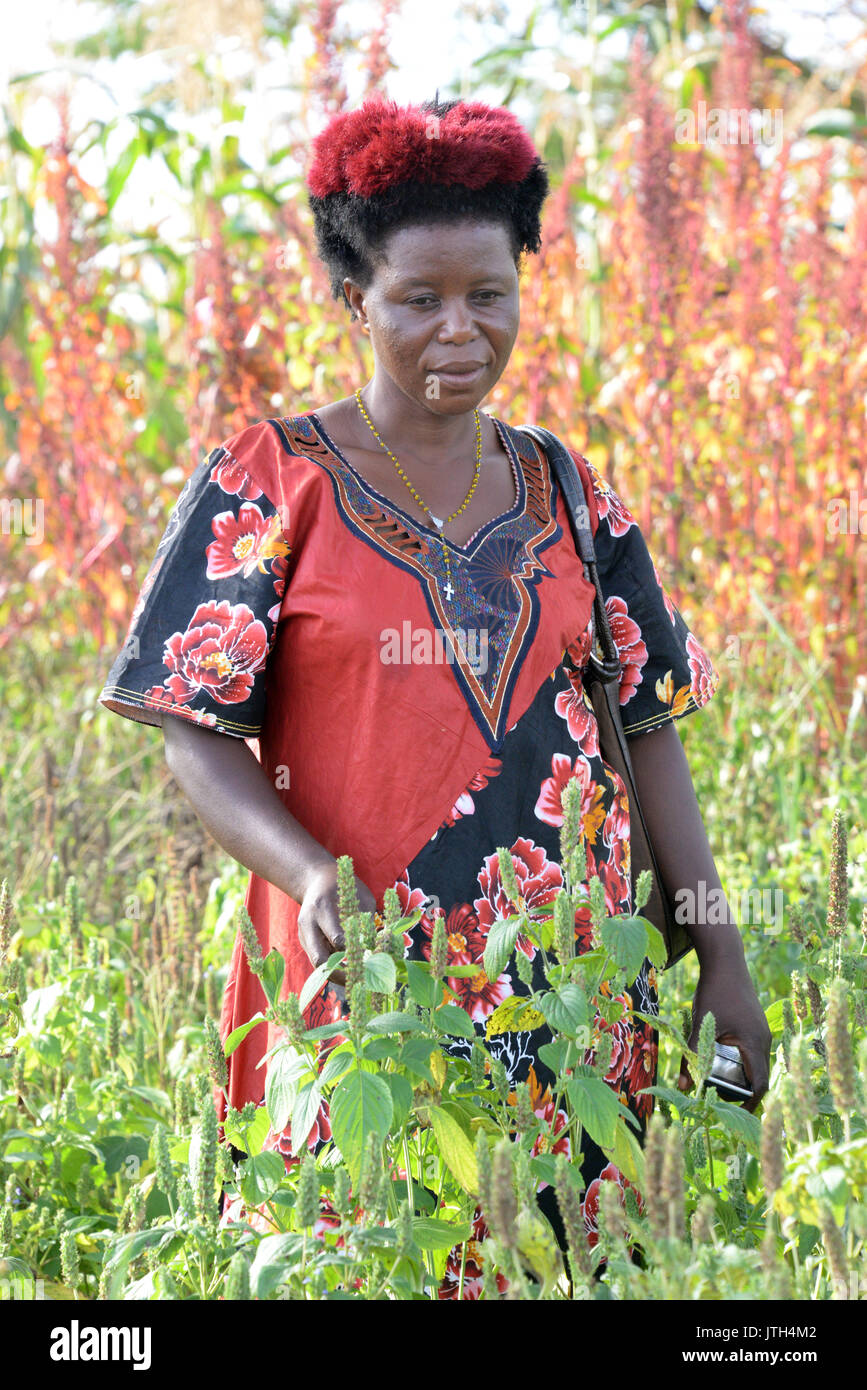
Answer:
[
  {"xmin": 268, "ymin": 413, "xmax": 563, "ymax": 751},
  {"xmin": 304, "ymin": 411, "xmax": 526, "ymax": 556}
]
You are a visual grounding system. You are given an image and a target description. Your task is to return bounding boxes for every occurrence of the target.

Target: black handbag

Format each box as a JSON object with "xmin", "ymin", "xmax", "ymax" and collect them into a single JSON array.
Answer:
[{"xmin": 513, "ymin": 424, "xmax": 694, "ymax": 971}]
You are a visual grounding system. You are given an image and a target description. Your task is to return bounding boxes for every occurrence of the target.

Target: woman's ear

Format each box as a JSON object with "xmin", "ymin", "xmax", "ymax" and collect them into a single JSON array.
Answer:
[{"xmin": 344, "ymin": 279, "xmax": 370, "ymax": 333}]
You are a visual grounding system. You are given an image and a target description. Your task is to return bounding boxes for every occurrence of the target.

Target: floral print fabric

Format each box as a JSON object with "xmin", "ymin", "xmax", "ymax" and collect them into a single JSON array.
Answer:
[{"xmin": 204, "ymin": 432, "xmax": 720, "ymax": 1297}]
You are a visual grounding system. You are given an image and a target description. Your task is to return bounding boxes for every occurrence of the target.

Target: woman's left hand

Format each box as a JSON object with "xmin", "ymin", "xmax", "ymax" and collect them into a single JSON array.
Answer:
[{"xmin": 676, "ymin": 953, "xmax": 772, "ymax": 1113}]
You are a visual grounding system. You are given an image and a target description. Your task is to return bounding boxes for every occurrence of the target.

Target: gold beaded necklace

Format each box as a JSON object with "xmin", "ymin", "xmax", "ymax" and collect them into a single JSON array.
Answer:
[{"xmin": 354, "ymin": 387, "xmax": 482, "ymax": 602}]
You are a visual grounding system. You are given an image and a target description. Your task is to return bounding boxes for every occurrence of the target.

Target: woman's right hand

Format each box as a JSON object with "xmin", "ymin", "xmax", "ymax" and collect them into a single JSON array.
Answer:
[{"xmin": 297, "ymin": 860, "xmax": 378, "ymax": 984}]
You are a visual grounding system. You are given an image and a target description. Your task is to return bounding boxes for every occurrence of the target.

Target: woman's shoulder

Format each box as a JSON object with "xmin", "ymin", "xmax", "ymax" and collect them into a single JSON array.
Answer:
[{"xmin": 210, "ymin": 410, "xmax": 336, "ymax": 504}]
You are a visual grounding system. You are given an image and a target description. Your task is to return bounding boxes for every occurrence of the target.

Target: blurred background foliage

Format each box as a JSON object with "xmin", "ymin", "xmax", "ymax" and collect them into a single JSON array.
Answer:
[{"xmin": 0, "ymin": 0, "xmax": 864, "ymax": 984}]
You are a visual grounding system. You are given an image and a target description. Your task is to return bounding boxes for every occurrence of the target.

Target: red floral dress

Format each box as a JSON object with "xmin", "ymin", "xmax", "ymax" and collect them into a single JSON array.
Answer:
[{"xmin": 99, "ymin": 409, "xmax": 720, "ymax": 1298}]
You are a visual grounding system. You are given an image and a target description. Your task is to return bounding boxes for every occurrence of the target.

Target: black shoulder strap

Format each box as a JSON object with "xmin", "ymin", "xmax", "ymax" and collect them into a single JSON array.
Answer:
[{"xmin": 506, "ymin": 422, "xmax": 620, "ymax": 680}]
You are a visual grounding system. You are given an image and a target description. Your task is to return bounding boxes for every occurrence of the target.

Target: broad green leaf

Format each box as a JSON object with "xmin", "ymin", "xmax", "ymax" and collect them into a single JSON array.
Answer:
[
  {"xmin": 601, "ymin": 1115, "xmax": 646, "ymax": 1189},
  {"xmin": 102, "ymin": 1229, "xmax": 167, "ymax": 1299},
  {"xmin": 539, "ymin": 982, "xmax": 588, "ymax": 1037},
  {"xmin": 259, "ymin": 947, "xmax": 286, "ymax": 1010},
  {"xmin": 330, "ymin": 1071, "xmax": 393, "ymax": 1183},
  {"xmin": 362, "ymin": 950, "xmax": 397, "ymax": 993},
  {"xmin": 223, "ymin": 1014, "xmax": 266, "ymax": 1057},
  {"xmin": 599, "ymin": 916, "xmax": 649, "ymax": 982},
  {"xmin": 392, "ymin": 1179, "xmax": 435, "ymax": 1213},
  {"xmin": 365, "ymin": 1011, "xmax": 425, "ymax": 1035},
  {"xmin": 432, "ymin": 1003, "xmax": 476, "ymax": 1039},
  {"xmin": 318, "ymin": 1043, "xmax": 356, "ymax": 1087},
  {"xmin": 250, "ymin": 1233, "xmax": 306, "ymax": 1298},
  {"xmin": 538, "ymin": 1039, "xmax": 570, "ymax": 1074},
  {"xmin": 407, "ymin": 960, "xmax": 440, "ymax": 1009},
  {"xmin": 643, "ymin": 921, "xmax": 668, "ymax": 970},
  {"xmin": 483, "ymin": 915, "xmax": 520, "ymax": 983},
  {"xmin": 265, "ymin": 1046, "xmax": 311, "ymax": 1134},
  {"xmin": 428, "ymin": 1104, "xmax": 478, "ymax": 1194},
  {"xmin": 385, "ymin": 1073, "xmax": 414, "ymax": 1129},
  {"xmin": 221, "ymin": 1104, "xmax": 270, "ymax": 1157},
  {"xmin": 291, "ymin": 1080, "xmax": 323, "ymax": 1152},
  {"xmin": 566, "ymin": 1076, "xmax": 623, "ymax": 1150},
  {"xmin": 636, "ymin": 1083, "xmax": 697, "ymax": 1117},
  {"xmin": 708, "ymin": 1099, "xmax": 761, "ymax": 1150},
  {"xmin": 411, "ymin": 1217, "xmax": 473, "ymax": 1250},
  {"xmin": 398, "ymin": 1036, "xmax": 440, "ymax": 1085},
  {"xmin": 240, "ymin": 1150, "xmax": 286, "ymax": 1208},
  {"xmin": 298, "ymin": 952, "xmax": 345, "ymax": 1013},
  {"xmin": 301, "ymin": 1021, "xmax": 348, "ymax": 1042}
]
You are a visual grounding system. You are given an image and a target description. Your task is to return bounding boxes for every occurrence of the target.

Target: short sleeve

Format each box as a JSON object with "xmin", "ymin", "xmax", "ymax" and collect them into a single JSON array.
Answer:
[
  {"xmin": 579, "ymin": 456, "xmax": 721, "ymax": 739},
  {"xmin": 98, "ymin": 438, "xmax": 290, "ymax": 739}
]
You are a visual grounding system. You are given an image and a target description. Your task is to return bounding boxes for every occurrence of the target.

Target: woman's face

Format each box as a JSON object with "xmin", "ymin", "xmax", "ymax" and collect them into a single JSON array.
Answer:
[{"xmin": 343, "ymin": 218, "xmax": 521, "ymax": 413}]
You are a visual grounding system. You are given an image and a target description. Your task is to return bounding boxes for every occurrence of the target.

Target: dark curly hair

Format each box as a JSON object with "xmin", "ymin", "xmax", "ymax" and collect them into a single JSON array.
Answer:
[{"xmin": 307, "ymin": 97, "xmax": 549, "ymax": 320}]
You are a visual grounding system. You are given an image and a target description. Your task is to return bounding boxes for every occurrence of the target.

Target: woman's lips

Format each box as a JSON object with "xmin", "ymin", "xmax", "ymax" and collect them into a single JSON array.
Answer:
[{"xmin": 432, "ymin": 365, "xmax": 487, "ymax": 388}]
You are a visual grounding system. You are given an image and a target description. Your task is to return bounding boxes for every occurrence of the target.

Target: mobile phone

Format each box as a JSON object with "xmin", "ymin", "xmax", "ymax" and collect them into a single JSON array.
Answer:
[{"xmin": 706, "ymin": 1043, "xmax": 753, "ymax": 1101}]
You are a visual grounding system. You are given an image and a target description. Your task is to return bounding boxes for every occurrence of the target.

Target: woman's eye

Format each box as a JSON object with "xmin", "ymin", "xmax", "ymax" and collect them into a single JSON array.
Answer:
[{"xmin": 406, "ymin": 291, "xmax": 501, "ymax": 307}]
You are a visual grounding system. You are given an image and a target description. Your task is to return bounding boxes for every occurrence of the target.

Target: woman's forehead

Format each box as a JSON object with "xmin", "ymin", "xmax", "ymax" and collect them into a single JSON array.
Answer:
[{"xmin": 374, "ymin": 219, "xmax": 518, "ymax": 274}]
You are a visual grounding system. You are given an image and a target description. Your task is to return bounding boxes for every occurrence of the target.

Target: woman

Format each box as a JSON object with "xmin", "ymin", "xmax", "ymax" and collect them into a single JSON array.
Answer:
[{"xmin": 99, "ymin": 94, "xmax": 771, "ymax": 1296}]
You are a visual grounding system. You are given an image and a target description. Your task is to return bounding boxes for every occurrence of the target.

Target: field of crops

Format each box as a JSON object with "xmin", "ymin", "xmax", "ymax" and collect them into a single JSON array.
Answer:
[{"xmin": 1, "ymin": 626, "xmax": 865, "ymax": 1303}]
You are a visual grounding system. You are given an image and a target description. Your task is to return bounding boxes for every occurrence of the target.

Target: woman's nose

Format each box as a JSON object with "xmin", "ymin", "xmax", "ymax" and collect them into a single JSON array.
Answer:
[{"xmin": 436, "ymin": 302, "xmax": 481, "ymax": 341}]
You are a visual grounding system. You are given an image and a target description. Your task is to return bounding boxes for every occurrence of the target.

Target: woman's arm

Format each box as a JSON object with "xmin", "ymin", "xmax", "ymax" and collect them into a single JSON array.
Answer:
[
  {"xmin": 628, "ymin": 721, "xmax": 772, "ymax": 1109},
  {"xmin": 162, "ymin": 718, "xmax": 375, "ymax": 970}
]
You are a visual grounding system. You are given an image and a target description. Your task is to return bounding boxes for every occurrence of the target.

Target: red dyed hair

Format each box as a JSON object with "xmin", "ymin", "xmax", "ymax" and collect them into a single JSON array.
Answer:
[{"xmin": 307, "ymin": 95, "xmax": 540, "ymax": 199}]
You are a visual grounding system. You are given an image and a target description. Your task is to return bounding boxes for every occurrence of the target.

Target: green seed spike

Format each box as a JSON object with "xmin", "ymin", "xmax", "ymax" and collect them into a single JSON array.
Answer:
[
  {"xmin": 661, "ymin": 1124, "xmax": 685, "ymax": 1242},
  {"xmin": 588, "ymin": 874, "xmax": 606, "ymax": 930},
  {"xmin": 489, "ymin": 1140, "xmax": 518, "ymax": 1249},
  {"xmin": 0, "ymin": 881, "xmax": 13, "ymax": 968},
  {"xmin": 204, "ymin": 1016, "xmax": 229, "ymax": 1089},
  {"xmin": 553, "ymin": 889, "xmax": 573, "ymax": 965},
  {"xmin": 105, "ymin": 1001, "xmax": 120, "ymax": 1060},
  {"xmin": 332, "ymin": 1166, "xmax": 351, "ymax": 1217},
  {"xmin": 643, "ymin": 1110, "xmax": 668, "ymax": 1242},
  {"xmin": 817, "ymin": 1200, "xmax": 850, "ymax": 1298},
  {"xmin": 224, "ymin": 1251, "xmax": 251, "ymax": 1300},
  {"xmin": 826, "ymin": 979, "xmax": 857, "ymax": 1113},
  {"xmin": 489, "ymin": 1056, "xmax": 509, "ymax": 1105},
  {"xmin": 553, "ymin": 1155, "xmax": 593, "ymax": 1284},
  {"xmin": 296, "ymin": 1154, "xmax": 320, "ymax": 1230},
  {"xmin": 786, "ymin": 1036, "xmax": 815, "ymax": 1140},
  {"xmin": 475, "ymin": 1131, "xmax": 493, "ymax": 1216},
  {"xmin": 194, "ymin": 1105, "xmax": 218, "ymax": 1226},
  {"xmin": 825, "ymin": 810, "xmax": 848, "ymax": 941},
  {"xmin": 343, "ymin": 906, "xmax": 364, "ymax": 995},
  {"xmin": 559, "ymin": 778, "xmax": 584, "ymax": 867},
  {"xmin": 471, "ymin": 1041, "xmax": 488, "ymax": 1090},
  {"xmin": 383, "ymin": 886, "xmax": 401, "ymax": 928},
  {"xmin": 174, "ymin": 1077, "xmax": 191, "ymax": 1131},
  {"xmin": 60, "ymin": 1228, "xmax": 81, "ymax": 1290},
  {"xmin": 696, "ymin": 1010, "xmax": 716, "ymax": 1086},
  {"xmin": 690, "ymin": 1194, "xmax": 716, "ymax": 1246},
  {"xmin": 151, "ymin": 1124, "xmax": 175, "ymax": 1199},
  {"xmin": 514, "ymin": 1081, "xmax": 534, "ymax": 1134},
  {"xmin": 515, "ymin": 947, "xmax": 534, "ymax": 987},
  {"xmin": 395, "ymin": 1200, "xmax": 414, "ymax": 1258},
  {"xmin": 429, "ymin": 914, "xmax": 448, "ymax": 981},
  {"xmin": 760, "ymin": 1093, "xmax": 784, "ymax": 1199},
  {"xmin": 236, "ymin": 905, "xmax": 265, "ymax": 977},
  {"xmin": 336, "ymin": 855, "xmax": 360, "ymax": 928},
  {"xmin": 497, "ymin": 847, "xmax": 521, "ymax": 911},
  {"xmin": 0, "ymin": 1204, "xmax": 12, "ymax": 1254}
]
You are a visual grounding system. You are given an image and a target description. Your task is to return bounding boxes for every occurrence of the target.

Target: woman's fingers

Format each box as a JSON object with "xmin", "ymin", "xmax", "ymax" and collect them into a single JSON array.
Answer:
[{"xmin": 297, "ymin": 915, "xmax": 334, "ymax": 971}]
